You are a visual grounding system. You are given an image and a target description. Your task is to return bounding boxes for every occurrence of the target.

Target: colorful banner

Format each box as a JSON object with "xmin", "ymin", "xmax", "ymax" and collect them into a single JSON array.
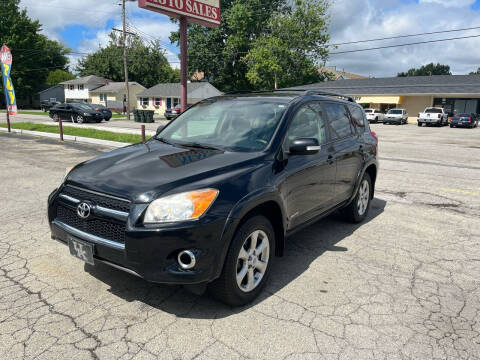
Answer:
[{"xmin": 1, "ymin": 45, "xmax": 17, "ymax": 115}]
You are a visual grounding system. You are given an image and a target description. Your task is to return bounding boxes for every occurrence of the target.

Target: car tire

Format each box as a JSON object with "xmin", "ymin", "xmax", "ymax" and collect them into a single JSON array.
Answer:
[
  {"xmin": 418, "ymin": 122, "xmax": 422, "ymax": 127},
  {"xmin": 209, "ymin": 215, "xmax": 274, "ymax": 306},
  {"xmin": 341, "ymin": 173, "xmax": 372, "ymax": 223},
  {"xmin": 76, "ymin": 115, "xmax": 84, "ymax": 124},
  {"xmin": 450, "ymin": 124, "xmax": 453, "ymax": 128},
  {"xmin": 52, "ymin": 114, "xmax": 59, "ymax": 122}
]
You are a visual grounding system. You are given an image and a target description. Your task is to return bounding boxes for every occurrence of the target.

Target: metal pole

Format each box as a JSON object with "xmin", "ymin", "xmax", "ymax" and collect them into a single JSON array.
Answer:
[
  {"xmin": 122, "ymin": 0, "xmax": 131, "ymax": 121},
  {"xmin": 6, "ymin": 110, "xmax": 11, "ymax": 133},
  {"xmin": 58, "ymin": 118, "xmax": 64, "ymax": 141},
  {"xmin": 141, "ymin": 124, "xmax": 145, "ymax": 143},
  {"xmin": 180, "ymin": 17, "xmax": 188, "ymax": 113}
]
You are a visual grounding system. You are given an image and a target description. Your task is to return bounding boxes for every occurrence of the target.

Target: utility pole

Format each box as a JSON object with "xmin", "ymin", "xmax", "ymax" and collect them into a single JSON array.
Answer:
[{"xmin": 122, "ymin": 0, "xmax": 130, "ymax": 120}]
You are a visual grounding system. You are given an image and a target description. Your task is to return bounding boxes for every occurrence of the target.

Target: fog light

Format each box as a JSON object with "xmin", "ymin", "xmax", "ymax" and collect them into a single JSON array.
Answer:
[{"xmin": 177, "ymin": 250, "xmax": 196, "ymax": 270}]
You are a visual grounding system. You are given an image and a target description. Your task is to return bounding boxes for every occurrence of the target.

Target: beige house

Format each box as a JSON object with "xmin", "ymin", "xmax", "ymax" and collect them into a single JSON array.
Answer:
[
  {"xmin": 90, "ymin": 82, "xmax": 145, "ymax": 111},
  {"xmin": 290, "ymin": 75, "xmax": 480, "ymax": 122},
  {"xmin": 136, "ymin": 82, "xmax": 223, "ymax": 115}
]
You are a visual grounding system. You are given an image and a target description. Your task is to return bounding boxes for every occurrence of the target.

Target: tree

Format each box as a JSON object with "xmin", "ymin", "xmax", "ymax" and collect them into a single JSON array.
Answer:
[
  {"xmin": 76, "ymin": 33, "xmax": 177, "ymax": 88},
  {"xmin": 170, "ymin": 0, "xmax": 329, "ymax": 91},
  {"xmin": 469, "ymin": 67, "xmax": 480, "ymax": 75},
  {"xmin": 398, "ymin": 63, "xmax": 451, "ymax": 77},
  {"xmin": 46, "ymin": 69, "xmax": 75, "ymax": 85},
  {"xmin": 0, "ymin": 0, "xmax": 70, "ymax": 99},
  {"xmin": 244, "ymin": 0, "xmax": 329, "ymax": 89}
]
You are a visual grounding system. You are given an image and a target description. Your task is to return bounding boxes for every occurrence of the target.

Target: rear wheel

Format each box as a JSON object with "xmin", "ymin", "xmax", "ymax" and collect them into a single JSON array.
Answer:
[
  {"xmin": 418, "ymin": 122, "xmax": 422, "ymax": 127},
  {"xmin": 209, "ymin": 215, "xmax": 274, "ymax": 306},
  {"xmin": 341, "ymin": 173, "xmax": 372, "ymax": 223},
  {"xmin": 52, "ymin": 114, "xmax": 59, "ymax": 122},
  {"xmin": 76, "ymin": 115, "xmax": 84, "ymax": 124}
]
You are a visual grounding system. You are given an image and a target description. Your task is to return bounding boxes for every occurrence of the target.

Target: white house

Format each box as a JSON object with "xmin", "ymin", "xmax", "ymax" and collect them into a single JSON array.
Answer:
[{"xmin": 60, "ymin": 75, "xmax": 111, "ymax": 103}]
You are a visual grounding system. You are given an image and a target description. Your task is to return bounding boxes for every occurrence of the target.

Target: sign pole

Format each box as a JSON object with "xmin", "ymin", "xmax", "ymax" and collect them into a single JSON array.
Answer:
[
  {"xmin": 6, "ymin": 109, "xmax": 11, "ymax": 133},
  {"xmin": 180, "ymin": 16, "xmax": 188, "ymax": 112}
]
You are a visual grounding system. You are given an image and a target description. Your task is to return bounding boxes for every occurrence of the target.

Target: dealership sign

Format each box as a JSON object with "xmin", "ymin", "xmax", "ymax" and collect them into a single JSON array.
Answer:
[
  {"xmin": 138, "ymin": 0, "xmax": 220, "ymax": 27},
  {"xmin": 0, "ymin": 45, "xmax": 17, "ymax": 115}
]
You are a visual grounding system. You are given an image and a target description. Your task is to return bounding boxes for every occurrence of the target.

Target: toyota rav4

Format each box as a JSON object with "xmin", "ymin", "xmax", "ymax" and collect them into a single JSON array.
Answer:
[{"xmin": 48, "ymin": 90, "xmax": 378, "ymax": 306}]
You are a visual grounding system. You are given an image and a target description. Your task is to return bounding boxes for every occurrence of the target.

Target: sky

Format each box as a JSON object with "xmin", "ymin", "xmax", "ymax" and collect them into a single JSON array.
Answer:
[{"xmin": 18, "ymin": 0, "xmax": 480, "ymax": 78}]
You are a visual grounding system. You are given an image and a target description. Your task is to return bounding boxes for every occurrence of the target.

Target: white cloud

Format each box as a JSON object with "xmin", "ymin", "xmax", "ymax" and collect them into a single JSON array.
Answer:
[{"xmin": 327, "ymin": 0, "xmax": 480, "ymax": 76}]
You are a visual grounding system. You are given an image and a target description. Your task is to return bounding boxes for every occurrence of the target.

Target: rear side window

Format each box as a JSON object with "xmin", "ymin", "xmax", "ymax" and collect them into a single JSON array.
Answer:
[
  {"xmin": 347, "ymin": 105, "xmax": 365, "ymax": 131},
  {"xmin": 323, "ymin": 102, "xmax": 354, "ymax": 140}
]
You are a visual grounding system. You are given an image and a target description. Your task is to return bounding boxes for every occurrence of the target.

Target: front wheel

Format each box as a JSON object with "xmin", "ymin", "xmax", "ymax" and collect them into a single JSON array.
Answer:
[
  {"xmin": 341, "ymin": 173, "xmax": 372, "ymax": 223},
  {"xmin": 52, "ymin": 114, "xmax": 59, "ymax": 122},
  {"xmin": 418, "ymin": 122, "xmax": 422, "ymax": 127},
  {"xmin": 209, "ymin": 215, "xmax": 274, "ymax": 306},
  {"xmin": 76, "ymin": 115, "xmax": 84, "ymax": 124}
]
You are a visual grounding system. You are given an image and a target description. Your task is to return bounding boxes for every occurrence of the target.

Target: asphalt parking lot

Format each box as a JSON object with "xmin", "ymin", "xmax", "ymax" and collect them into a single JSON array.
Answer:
[{"xmin": 1, "ymin": 123, "xmax": 479, "ymax": 359}]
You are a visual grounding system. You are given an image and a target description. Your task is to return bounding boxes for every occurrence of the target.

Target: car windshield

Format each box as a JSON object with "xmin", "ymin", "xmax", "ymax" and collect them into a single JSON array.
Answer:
[
  {"xmin": 425, "ymin": 108, "xmax": 443, "ymax": 113},
  {"xmin": 73, "ymin": 104, "xmax": 93, "ymax": 111},
  {"xmin": 157, "ymin": 98, "xmax": 288, "ymax": 152},
  {"xmin": 388, "ymin": 110, "xmax": 402, "ymax": 114},
  {"xmin": 364, "ymin": 109, "xmax": 373, "ymax": 113},
  {"xmin": 455, "ymin": 113, "xmax": 469, "ymax": 117}
]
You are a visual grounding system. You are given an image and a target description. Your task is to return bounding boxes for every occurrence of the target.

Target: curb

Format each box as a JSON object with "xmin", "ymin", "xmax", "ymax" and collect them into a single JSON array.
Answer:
[
  {"xmin": 38, "ymin": 121, "xmax": 157, "ymax": 136},
  {"xmin": 0, "ymin": 127, "xmax": 128, "ymax": 148}
]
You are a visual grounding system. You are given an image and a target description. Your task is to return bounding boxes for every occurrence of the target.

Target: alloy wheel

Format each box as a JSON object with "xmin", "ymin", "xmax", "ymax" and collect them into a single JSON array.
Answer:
[
  {"xmin": 357, "ymin": 179, "xmax": 370, "ymax": 216},
  {"xmin": 236, "ymin": 230, "xmax": 270, "ymax": 293},
  {"xmin": 76, "ymin": 115, "xmax": 84, "ymax": 124}
]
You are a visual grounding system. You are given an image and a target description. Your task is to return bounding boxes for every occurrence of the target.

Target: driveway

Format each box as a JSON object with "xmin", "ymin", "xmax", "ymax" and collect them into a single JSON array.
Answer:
[{"xmin": 0, "ymin": 124, "xmax": 479, "ymax": 359}]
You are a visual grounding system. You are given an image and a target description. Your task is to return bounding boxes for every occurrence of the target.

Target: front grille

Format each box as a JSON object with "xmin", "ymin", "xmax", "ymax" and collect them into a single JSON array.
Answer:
[
  {"xmin": 56, "ymin": 205, "xmax": 126, "ymax": 244},
  {"xmin": 62, "ymin": 186, "xmax": 130, "ymax": 213}
]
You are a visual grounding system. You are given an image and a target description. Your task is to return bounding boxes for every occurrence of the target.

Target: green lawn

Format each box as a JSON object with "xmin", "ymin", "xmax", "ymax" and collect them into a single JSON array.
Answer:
[
  {"xmin": 0, "ymin": 110, "xmax": 49, "ymax": 116},
  {"xmin": 0, "ymin": 122, "xmax": 144, "ymax": 143}
]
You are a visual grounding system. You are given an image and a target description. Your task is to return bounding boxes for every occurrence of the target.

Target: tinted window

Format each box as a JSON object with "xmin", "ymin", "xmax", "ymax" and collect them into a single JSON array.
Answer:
[
  {"xmin": 388, "ymin": 110, "xmax": 403, "ymax": 114},
  {"xmin": 287, "ymin": 103, "xmax": 327, "ymax": 148},
  {"xmin": 324, "ymin": 102, "xmax": 353, "ymax": 140},
  {"xmin": 348, "ymin": 105, "xmax": 365, "ymax": 130},
  {"xmin": 425, "ymin": 108, "xmax": 443, "ymax": 113},
  {"xmin": 364, "ymin": 109, "xmax": 373, "ymax": 113}
]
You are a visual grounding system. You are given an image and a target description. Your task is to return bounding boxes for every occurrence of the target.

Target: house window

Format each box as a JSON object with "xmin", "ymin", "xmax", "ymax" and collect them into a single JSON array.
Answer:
[
  {"xmin": 68, "ymin": 85, "xmax": 74, "ymax": 90},
  {"xmin": 140, "ymin": 97, "xmax": 149, "ymax": 106},
  {"xmin": 78, "ymin": 84, "xmax": 84, "ymax": 90},
  {"xmin": 172, "ymin": 98, "xmax": 180, "ymax": 107},
  {"xmin": 99, "ymin": 93, "xmax": 108, "ymax": 102},
  {"xmin": 154, "ymin": 97, "xmax": 162, "ymax": 106}
]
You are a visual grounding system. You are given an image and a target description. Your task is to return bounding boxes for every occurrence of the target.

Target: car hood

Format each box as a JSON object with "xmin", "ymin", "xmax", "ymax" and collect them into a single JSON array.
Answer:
[{"xmin": 66, "ymin": 140, "xmax": 265, "ymax": 203}]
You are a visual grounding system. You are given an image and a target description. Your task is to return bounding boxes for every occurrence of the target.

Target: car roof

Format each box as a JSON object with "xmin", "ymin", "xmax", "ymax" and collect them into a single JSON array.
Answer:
[{"xmin": 215, "ymin": 89, "xmax": 359, "ymax": 106}]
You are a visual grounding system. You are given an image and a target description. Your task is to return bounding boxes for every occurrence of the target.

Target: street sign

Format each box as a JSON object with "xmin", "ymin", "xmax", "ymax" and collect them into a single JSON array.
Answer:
[
  {"xmin": 0, "ymin": 45, "xmax": 17, "ymax": 116},
  {"xmin": 138, "ymin": 0, "xmax": 220, "ymax": 28}
]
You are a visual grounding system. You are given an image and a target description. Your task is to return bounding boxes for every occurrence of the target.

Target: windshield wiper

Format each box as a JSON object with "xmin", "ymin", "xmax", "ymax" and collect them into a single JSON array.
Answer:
[{"xmin": 178, "ymin": 142, "xmax": 222, "ymax": 151}]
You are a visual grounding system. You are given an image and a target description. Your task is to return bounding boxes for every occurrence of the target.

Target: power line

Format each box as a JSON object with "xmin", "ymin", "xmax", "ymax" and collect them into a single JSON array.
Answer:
[
  {"xmin": 331, "ymin": 25, "xmax": 480, "ymax": 46},
  {"xmin": 330, "ymin": 33, "xmax": 480, "ymax": 55}
]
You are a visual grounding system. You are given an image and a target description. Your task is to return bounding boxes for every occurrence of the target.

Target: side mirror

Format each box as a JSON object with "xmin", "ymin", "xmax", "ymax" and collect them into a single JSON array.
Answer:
[
  {"xmin": 156, "ymin": 125, "xmax": 165, "ymax": 136},
  {"xmin": 289, "ymin": 138, "xmax": 320, "ymax": 155}
]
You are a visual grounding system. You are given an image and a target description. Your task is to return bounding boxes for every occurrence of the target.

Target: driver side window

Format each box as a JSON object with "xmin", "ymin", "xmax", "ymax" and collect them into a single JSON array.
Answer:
[{"xmin": 286, "ymin": 103, "xmax": 326, "ymax": 149}]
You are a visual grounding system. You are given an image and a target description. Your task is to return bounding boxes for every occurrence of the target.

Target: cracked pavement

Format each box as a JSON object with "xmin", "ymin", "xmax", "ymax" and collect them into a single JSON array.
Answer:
[{"xmin": 1, "ymin": 124, "xmax": 479, "ymax": 359}]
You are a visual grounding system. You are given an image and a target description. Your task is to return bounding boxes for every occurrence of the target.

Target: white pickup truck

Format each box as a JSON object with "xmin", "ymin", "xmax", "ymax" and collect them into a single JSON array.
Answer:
[{"xmin": 417, "ymin": 107, "xmax": 448, "ymax": 127}]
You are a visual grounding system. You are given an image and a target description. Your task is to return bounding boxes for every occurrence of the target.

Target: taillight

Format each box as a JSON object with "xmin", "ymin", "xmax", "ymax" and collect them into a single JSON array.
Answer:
[
  {"xmin": 418, "ymin": 113, "xmax": 420, "ymax": 118},
  {"xmin": 438, "ymin": 114, "xmax": 441, "ymax": 118},
  {"xmin": 371, "ymin": 131, "xmax": 378, "ymax": 142},
  {"xmin": 469, "ymin": 117, "xmax": 472, "ymax": 123}
]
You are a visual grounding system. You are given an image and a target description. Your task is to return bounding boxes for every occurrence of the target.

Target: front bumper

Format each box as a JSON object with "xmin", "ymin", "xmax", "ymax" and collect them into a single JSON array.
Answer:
[{"xmin": 48, "ymin": 187, "xmax": 229, "ymax": 285}]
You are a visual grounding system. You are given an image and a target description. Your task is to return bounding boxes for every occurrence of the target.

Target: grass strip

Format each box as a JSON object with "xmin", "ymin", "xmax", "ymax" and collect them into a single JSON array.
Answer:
[
  {"xmin": 0, "ymin": 122, "xmax": 143, "ymax": 143},
  {"xmin": 0, "ymin": 110, "xmax": 50, "ymax": 116}
]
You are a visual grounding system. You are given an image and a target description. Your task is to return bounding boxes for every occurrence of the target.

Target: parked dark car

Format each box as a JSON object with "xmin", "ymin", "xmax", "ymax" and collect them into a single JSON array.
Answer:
[
  {"xmin": 164, "ymin": 104, "xmax": 193, "ymax": 120},
  {"xmin": 47, "ymin": 90, "xmax": 378, "ymax": 306},
  {"xmin": 88, "ymin": 104, "xmax": 112, "ymax": 121},
  {"xmin": 450, "ymin": 113, "xmax": 478, "ymax": 128},
  {"xmin": 40, "ymin": 100, "xmax": 61, "ymax": 112},
  {"xmin": 49, "ymin": 103, "xmax": 104, "ymax": 124}
]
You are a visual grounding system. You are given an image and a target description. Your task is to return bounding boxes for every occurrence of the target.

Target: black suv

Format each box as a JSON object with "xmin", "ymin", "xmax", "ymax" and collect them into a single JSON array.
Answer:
[{"xmin": 48, "ymin": 90, "xmax": 378, "ymax": 306}]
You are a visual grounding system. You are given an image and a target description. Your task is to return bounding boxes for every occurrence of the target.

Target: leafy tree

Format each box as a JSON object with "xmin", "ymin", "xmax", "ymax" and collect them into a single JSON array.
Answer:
[
  {"xmin": 46, "ymin": 69, "xmax": 75, "ymax": 85},
  {"xmin": 244, "ymin": 0, "xmax": 329, "ymax": 89},
  {"xmin": 76, "ymin": 33, "xmax": 177, "ymax": 88},
  {"xmin": 398, "ymin": 63, "xmax": 451, "ymax": 77},
  {"xmin": 469, "ymin": 67, "xmax": 480, "ymax": 75},
  {"xmin": 170, "ymin": 0, "xmax": 328, "ymax": 91},
  {"xmin": 0, "ymin": 0, "xmax": 70, "ymax": 99}
]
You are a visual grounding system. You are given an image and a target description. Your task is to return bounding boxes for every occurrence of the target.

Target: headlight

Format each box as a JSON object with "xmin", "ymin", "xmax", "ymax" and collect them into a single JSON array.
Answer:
[
  {"xmin": 62, "ymin": 166, "xmax": 73, "ymax": 184},
  {"xmin": 83, "ymin": 112, "xmax": 89, "ymax": 116},
  {"xmin": 144, "ymin": 189, "xmax": 219, "ymax": 224}
]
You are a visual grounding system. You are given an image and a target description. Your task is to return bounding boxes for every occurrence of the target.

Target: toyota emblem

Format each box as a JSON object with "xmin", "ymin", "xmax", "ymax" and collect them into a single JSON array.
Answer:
[{"xmin": 77, "ymin": 202, "xmax": 92, "ymax": 219}]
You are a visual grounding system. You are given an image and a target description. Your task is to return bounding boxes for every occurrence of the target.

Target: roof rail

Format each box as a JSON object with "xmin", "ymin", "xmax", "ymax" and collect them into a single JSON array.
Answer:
[
  {"xmin": 223, "ymin": 90, "xmax": 265, "ymax": 95},
  {"xmin": 274, "ymin": 89, "xmax": 356, "ymax": 103}
]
